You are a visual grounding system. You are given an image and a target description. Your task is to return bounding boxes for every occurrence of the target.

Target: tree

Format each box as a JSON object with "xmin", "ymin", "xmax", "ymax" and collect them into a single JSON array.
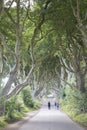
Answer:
[
  {"xmin": 0, "ymin": 0, "xmax": 51, "ymax": 115},
  {"xmin": 0, "ymin": 0, "xmax": 87, "ymax": 115},
  {"xmin": 0, "ymin": 0, "xmax": 3, "ymax": 16},
  {"xmin": 42, "ymin": 0, "xmax": 87, "ymax": 92}
]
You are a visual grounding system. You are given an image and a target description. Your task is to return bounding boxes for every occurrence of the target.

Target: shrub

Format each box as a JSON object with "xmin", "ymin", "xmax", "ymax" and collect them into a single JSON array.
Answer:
[
  {"xmin": 0, "ymin": 117, "xmax": 7, "ymax": 128},
  {"xmin": 5, "ymin": 95, "xmax": 25, "ymax": 122},
  {"xmin": 22, "ymin": 88, "xmax": 34, "ymax": 108},
  {"xmin": 74, "ymin": 114, "xmax": 87, "ymax": 126},
  {"xmin": 61, "ymin": 87, "xmax": 87, "ymax": 126}
]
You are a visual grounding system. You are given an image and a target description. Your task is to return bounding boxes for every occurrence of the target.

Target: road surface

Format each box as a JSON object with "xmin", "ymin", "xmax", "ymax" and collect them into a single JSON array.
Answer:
[{"xmin": 19, "ymin": 107, "xmax": 84, "ymax": 130}]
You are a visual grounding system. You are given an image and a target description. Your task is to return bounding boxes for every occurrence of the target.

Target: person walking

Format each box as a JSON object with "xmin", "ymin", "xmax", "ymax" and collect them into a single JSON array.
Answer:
[
  {"xmin": 54, "ymin": 102, "xmax": 59, "ymax": 109},
  {"xmin": 48, "ymin": 101, "xmax": 51, "ymax": 109}
]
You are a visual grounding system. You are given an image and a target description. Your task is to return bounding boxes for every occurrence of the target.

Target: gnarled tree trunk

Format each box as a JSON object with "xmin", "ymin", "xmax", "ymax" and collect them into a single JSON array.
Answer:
[{"xmin": 75, "ymin": 72, "xmax": 86, "ymax": 93}]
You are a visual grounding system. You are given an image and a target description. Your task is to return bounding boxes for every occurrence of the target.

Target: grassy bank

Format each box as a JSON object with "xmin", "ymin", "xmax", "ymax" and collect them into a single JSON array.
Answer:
[
  {"xmin": 61, "ymin": 105, "xmax": 87, "ymax": 127},
  {"xmin": 0, "ymin": 117, "xmax": 7, "ymax": 128},
  {"xmin": 0, "ymin": 106, "xmax": 39, "ymax": 129},
  {"xmin": 0, "ymin": 88, "xmax": 41, "ymax": 129}
]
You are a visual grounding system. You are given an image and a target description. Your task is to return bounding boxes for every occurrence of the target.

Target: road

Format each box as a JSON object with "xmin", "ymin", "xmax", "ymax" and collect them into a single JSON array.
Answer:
[{"xmin": 19, "ymin": 107, "xmax": 84, "ymax": 130}]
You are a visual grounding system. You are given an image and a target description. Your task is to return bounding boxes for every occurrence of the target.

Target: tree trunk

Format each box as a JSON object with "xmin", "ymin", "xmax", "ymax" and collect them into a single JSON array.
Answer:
[
  {"xmin": 0, "ymin": 98, "xmax": 5, "ymax": 116},
  {"xmin": 75, "ymin": 72, "xmax": 86, "ymax": 93},
  {"xmin": 0, "ymin": 0, "xmax": 3, "ymax": 16}
]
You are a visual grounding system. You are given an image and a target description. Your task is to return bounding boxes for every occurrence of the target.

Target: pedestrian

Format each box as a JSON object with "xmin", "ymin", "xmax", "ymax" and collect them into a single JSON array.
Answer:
[
  {"xmin": 54, "ymin": 102, "xmax": 57, "ymax": 107},
  {"xmin": 48, "ymin": 101, "xmax": 51, "ymax": 109},
  {"xmin": 54, "ymin": 102, "xmax": 59, "ymax": 109},
  {"xmin": 56, "ymin": 103, "xmax": 59, "ymax": 109}
]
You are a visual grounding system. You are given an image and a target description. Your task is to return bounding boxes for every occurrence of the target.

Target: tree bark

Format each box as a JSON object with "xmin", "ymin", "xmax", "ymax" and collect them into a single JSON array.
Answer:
[
  {"xmin": 0, "ymin": 0, "xmax": 51, "ymax": 115},
  {"xmin": 75, "ymin": 72, "xmax": 86, "ymax": 93},
  {"xmin": 0, "ymin": 0, "xmax": 3, "ymax": 16}
]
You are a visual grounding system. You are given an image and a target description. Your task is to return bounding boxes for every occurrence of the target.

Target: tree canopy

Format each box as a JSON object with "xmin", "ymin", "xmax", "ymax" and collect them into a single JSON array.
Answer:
[{"xmin": 0, "ymin": 0, "xmax": 87, "ymax": 115}]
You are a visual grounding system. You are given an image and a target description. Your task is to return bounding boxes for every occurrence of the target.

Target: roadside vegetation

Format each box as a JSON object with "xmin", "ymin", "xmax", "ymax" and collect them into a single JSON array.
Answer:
[
  {"xmin": 60, "ymin": 86, "xmax": 87, "ymax": 127},
  {"xmin": 0, "ymin": 87, "xmax": 40, "ymax": 128},
  {"xmin": 0, "ymin": 0, "xmax": 87, "ymax": 128}
]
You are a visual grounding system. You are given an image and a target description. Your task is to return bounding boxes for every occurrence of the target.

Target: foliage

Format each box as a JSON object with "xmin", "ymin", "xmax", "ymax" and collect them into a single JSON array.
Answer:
[
  {"xmin": 0, "ymin": 117, "xmax": 7, "ymax": 128},
  {"xmin": 74, "ymin": 114, "xmax": 87, "ymax": 126},
  {"xmin": 61, "ymin": 86, "xmax": 87, "ymax": 126},
  {"xmin": 0, "ymin": 0, "xmax": 87, "ymax": 123},
  {"xmin": 22, "ymin": 87, "xmax": 34, "ymax": 108},
  {"xmin": 33, "ymin": 101, "xmax": 40, "ymax": 110},
  {"xmin": 0, "ymin": 91, "xmax": 39, "ymax": 126},
  {"xmin": 61, "ymin": 86, "xmax": 87, "ymax": 112},
  {"xmin": 5, "ymin": 95, "xmax": 26, "ymax": 122},
  {"xmin": 62, "ymin": 105, "xmax": 87, "ymax": 126}
]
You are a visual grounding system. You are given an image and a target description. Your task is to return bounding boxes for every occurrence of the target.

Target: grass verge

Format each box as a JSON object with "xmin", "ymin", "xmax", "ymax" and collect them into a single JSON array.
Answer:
[{"xmin": 61, "ymin": 105, "xmax": 87, "ymax": 127}]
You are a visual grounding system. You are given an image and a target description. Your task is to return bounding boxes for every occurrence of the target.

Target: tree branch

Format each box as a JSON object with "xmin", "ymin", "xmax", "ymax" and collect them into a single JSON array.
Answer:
[
  {"xmin": 5, "ymin": 65, "xmax": 34, "ymax": 99},
  {"xmin": 0, "ymin": 44, "xmax": 4, "ymax": 75},
  {"xmin": 70, "ymin": 0, "xmax": 87, "ymax": 47},
  {"xmin": 4, "ymin": 8, "xmax": 16, "ymax": 25},
  {"xmin": 0, "ymin": 0, "xmax": 3, "ymax": 16},
  {"xmin": 28, "ymin": 0, "xmax": 51, "ymax": 66}
]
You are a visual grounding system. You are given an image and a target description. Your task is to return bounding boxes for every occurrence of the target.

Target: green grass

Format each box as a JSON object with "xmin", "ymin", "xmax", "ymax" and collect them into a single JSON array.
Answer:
[
  {"xmin": 0, "ymin": 117, "xmax": 7, "ymax": 128},
  {"xmin": 0, "ymin": 106, "xmax": 39, "ymax": 129},
  {"xmin": 0, "ymin": 100, "xmax": 40, "ymax": 129},
  {"xmin": 61, "ymin": 105, "xmax": 87, "ymax": 127},
  {"xmin": 5, "ymin": 111, "xmax": 24, "ymax": 123},
  {"xmin": 74, "ymin": 114, "xmax": 87, "ymax": 126}
]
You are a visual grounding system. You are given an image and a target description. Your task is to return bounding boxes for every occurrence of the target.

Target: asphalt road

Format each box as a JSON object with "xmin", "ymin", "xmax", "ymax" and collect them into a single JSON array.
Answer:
[{"xmin": 19, "ymin": 107, "xmax": 84, "ymax": 130}]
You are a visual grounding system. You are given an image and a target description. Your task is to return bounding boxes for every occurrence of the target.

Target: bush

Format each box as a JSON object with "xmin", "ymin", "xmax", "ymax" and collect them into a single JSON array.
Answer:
[
  {"xmin": 33, "ymin": 102, "xmax": 40, "ymax": 109},
  {"xmin": 5, "ymin": 110, "xmax": 23, "ymax": 122},
  {"xmin": 5, "ymin": 95, "xmax": 26, "ymax": 122},
  {"xmin": 0, "ymin": 117, "xmax": 7, "ymax": 128},
  {"xmin": 61, "ymin": 87, "xmax": 87, "ymax": 126},
  {"xmin": 22, "ymin": 88, "xmax": 34, "ymax": 108},
  {"xmin": 61, "ymin": 87, "xmax": 87, "ymax": 113},
  {"xmin": 74, "ymin": 114, "xmax": 87, "ymax": 126}
]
